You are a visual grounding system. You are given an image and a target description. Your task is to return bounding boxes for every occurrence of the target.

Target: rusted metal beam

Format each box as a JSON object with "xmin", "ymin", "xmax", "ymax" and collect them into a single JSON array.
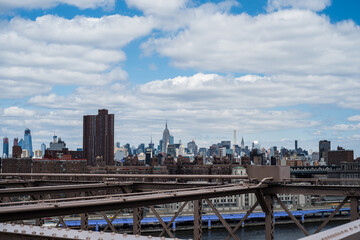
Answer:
[
  {"xmin": 0, "ymin": 183, "xmax": 129, "ymax": 197},
  {"xmin": 81, "ymin": 213, "xmax": 89, "ymax": 231},
  {"xmin": 350, "ymin": 196, "xmax": 359, "ymax": 221},
  {"xmin": 205, "ymin": 199, "xmax": 240, "ymax": 240},
  {"xmin": 264, "ymin": 195, "xmax": 274, "ymax": 240},
  {"xmin": 133, "ymin": 207, "xmax": 142, "ymax": 235},
  {"xmin": 194, "ymin": 200, "xmax": 202, "ymax": 240},
  {"xmin": 273, "ymin": 195, "xmax": 309, "ymax": 236},
  {"xmin": 264, "ymin": 185, "xmax": 360, "ymax": 197},
  {"xmin": 0, "ymin": 184, "xmax": 263, "ymax": 222},
  {"xmin": 225, "ymin": 201, "xmax": 259, "ymax": 240},
  {"xmin": 314, "ymin": 196, "xmax": 349, "ymax": 234},
  {"xmin": 150, "ymin": 206, "xmax": 175, "ymax": 238},
  {"xmin": 0, "ymin": 173, "xmax": 248, "ymax": 180},
  {"xmin": 159, "ymin": 201, "xmax": 189, "ymax": 237},
  {"xmin": 100, "ymin": 211, "xmax": 118, "ymax": 233}
]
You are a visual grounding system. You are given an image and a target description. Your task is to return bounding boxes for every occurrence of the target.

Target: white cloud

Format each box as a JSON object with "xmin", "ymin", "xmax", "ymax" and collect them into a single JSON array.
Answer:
[
  {"xmin": 328, "ymin": 123, "xmax": 360, "ymax": 131},
  {"xmin": 348, "ymin": 115, "xmax": 360, "ymax": 122},
  {"xmin": 0, "ymin": 0, "xmax": 115, "ymax": 11},
  {"xmin": 267, "ymin": 0, "xmax": 331, "ymax": 12},
  {"xmin": 125, "ymin": 0, "xmax": 188, "ymax": 16},
  {"xmin": 3, "ymin": 106, "xmax": 35, "ymax": 117},
  {"xmin": 142, "ymin": 7, "xmax": 360, "ymax": 77},
  {"xmin": 0, "ymin": 14, "xmax": 154, "ymax": 99}
]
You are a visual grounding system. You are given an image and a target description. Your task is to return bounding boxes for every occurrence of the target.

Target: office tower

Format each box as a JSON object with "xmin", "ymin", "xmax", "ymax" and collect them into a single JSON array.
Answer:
[
  {"xmin": 149, "ymin": 137, "xmax": 154, "ymax": 150},
  {"xmin": 49, "ymin": 135, "xmax": 66, "ymax": 151},
  {"xmin": 295, "ymin": 140, "xmax": 298, "ymax": 151},
  {"xmin": 41, "ymin": 143, "xmax": 46, "ymax": 157},
  {"xmin": 187, "ymin": 140, "xmax": 198, "ymax": 155},
  {"xmin": 162, "ymin": 122, "xmax": 170, "ymax": 154},
  {"xmin": 170, "ymin": 135, "xmax": 174, "ymax": 145},
  {"xmin": 13, "ymin": 138, "xmax": 18, "ymax": 146},
  {"xmin": 116, "ymin": 142, "xmax": 120, "ymax": 148},
  {"xmin": 12, "ymin": 145, "xmax": 22, "ymax": 158},
  {"xmin": 19, "ymin": 139, "xmax": 24, "ymax": 149},
  {"xmin": 3, "ymin": 137, "xmax": 9, "ymax": 158},
  {"xmin": 241, "ymin": 137, "xmax": 244, "ymax": 149},
  {"xmin": 23, "ymin": 129, "xmax": 33, "ymax": 157},
  {"xmin": 319, "ymin": 140, "xmax": 331, "ymax": 164},
  {"xmin": 83, "ymin": 109, "xmax": 114, "ymax": 166}
]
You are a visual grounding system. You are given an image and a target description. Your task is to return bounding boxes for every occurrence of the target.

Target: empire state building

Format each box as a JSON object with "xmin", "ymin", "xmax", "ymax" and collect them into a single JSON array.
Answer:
[{"xmin": 162, "ymin": 122, "xmax": 170, "ymax": 154}]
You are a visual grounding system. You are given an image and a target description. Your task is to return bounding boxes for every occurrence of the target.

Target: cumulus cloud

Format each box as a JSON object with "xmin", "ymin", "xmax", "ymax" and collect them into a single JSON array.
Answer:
[
  {"xmin": 3, "ymin": 106, "xmax": 35, "ymax": 117},
  {"xmin": 142, "ymin": 7, "xmax": 360, "ymax": 77},
  {"xmin": 348, "ymin": 115, "xmax": 360, "ymax": 122},
  {"xmin": 0, "ymin": 14, "xmax": 154, "ymax": 99},
  {"xmin": 267, "ymin": 0, "xmax": 331, "ymax": 12},
  {"xmin": 0, "ymin": 0, "xmax": 115, "ymax": 11},
  {"xmin": 125, "ymin": 0, "xmax": 188, "ymax": 16}
]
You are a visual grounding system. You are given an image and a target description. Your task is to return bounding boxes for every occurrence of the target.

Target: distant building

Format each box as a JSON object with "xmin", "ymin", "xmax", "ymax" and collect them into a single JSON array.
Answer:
[
  {"xmin": 23, "ymin": 129, "xmax": 33, "ymax": 157},
  {"xmin": 34, "ymin": 149, "xmax": 42, "ymax": 159},
  {"xmin": 18, "ymin": 138, "xmax": 24, "ymax": 149},
  {"xmin": 41, "ymin": 143, "xmax": 46, "ymax": 157},
  {"xmin": 33, "ymin": 158, "xmax": 87, "ymax": 173},
  {"xmin": 21, "ymin": 149, "xmax": 30, "ymax": 158},
  {"xmin": 1, "ymin": 158, "xmax": 32, "ymax": 173},
  {"xmin": 328, "ymin": 148, "xmax": 354, "ymax": 166},
  {"xmin": 49, "ymin": 135, "xmax": 66, "ymax": 151},
  {"xmin": 187, "ymin": 140, "xmax": 198, "ymax": 155},
  {"xmin": 319, "ymin": 140, "xmax": 331, "ymax": 164},
  {"xmin": 241, "ymin": 137, "xmax": 245, "ymax": 149},
  {"xmin": 162, "ymin": 122, "xmax": 171, "ymax": 154},
  {"xmin": 295, "ymin": 140, "xmax": 298, "ymax": 151},
  {"xmin": 13, "ymin": 138, "xmax": 18, "ymax": 146},
  {"xmin": 2, "ymin": 137, "xmax": 9, "ymax": 158},
  {"xmin": 12, "ymin": 146, "xmax": 22, "ymax": 158},
  {"xmin": 83, "ymin": 109, "xmax": 114, "ymax": 166}
]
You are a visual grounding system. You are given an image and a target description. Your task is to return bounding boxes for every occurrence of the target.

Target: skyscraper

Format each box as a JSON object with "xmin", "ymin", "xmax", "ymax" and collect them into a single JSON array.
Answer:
[
  {"xmin": 295, "ymin": 140, "xmax": 298, "ymax": 151},
  {"xmin": 162, "ymin": 122, "xmax": 170, "ymax": 154},
  {"xmin": 319, "ymin": 140, "xmax": 331, "ymax": 164},
  {"xmin": 241, "ymin": 137, "xmax": 245, "ymax": 149},
  {"xmin": 83, "ymin": 109, "xmax": 114, "ymax": 166},
  {"xmin": 19, "ymin": 138, "xmax": 24, "ymax": 149},
  {"xmin": 3, "ymin": 137, "xmax": 9, "ymax": 158},
  {"xmin": 41, "ymin": 143, "xmax": 46, "ymax": 157},
  {"xmin": 23, "ymin": 129, "xmax": 33, "ymax": 157},
  {"xmin": 13, "ymin": 138, "xmax": 18, "ymax": 146}
]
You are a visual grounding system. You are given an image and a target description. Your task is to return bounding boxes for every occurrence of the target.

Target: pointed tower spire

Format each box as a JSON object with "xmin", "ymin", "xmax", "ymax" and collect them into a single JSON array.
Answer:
[{"xmin": 165, "ymin": 120, "xmax": 168, "ymax": 129}]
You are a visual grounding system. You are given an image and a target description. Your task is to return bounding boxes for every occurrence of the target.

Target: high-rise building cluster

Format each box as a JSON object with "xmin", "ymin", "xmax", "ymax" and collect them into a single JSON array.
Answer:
[{"xmin": 1, "ymin": 109, "xmax": 358, "ymax": 169}]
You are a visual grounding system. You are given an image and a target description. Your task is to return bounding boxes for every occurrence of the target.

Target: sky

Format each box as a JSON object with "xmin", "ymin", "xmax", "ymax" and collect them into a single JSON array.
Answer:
[{"xmin": 0, "ymin": 0, "xmax": 360, "ymax": 157}]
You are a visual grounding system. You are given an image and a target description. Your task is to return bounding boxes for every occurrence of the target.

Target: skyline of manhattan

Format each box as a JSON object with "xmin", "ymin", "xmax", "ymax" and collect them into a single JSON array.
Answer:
[{"xmin": 0, "ymin": 0, "xmax": 360, "ymax": 157}]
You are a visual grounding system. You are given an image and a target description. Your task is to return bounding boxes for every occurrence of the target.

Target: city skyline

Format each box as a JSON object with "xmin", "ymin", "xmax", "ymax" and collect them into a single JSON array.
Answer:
[{"xmin": 0, "ymin": 0, "xmax": 360, "ymax": 157}]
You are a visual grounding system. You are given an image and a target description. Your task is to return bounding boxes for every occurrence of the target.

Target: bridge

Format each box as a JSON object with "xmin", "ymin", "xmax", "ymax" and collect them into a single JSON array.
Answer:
[{"xmin": 0, "ymin": 166, "xmax": 359, "ymax": 240}]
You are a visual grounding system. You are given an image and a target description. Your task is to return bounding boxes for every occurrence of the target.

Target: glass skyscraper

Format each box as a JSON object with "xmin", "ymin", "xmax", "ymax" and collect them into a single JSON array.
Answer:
[
  {"xmin": 23, "ymin": 128, "xmax": 33, "ymax": 157},
  {"xmin": 3, "ymin": 137, "xmax": 9, "ymax": 158}
]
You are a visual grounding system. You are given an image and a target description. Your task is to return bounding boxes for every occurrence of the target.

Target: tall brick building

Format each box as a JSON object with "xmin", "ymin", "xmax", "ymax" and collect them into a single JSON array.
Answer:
[{"xmin": 83, "ymin": 109, "xmax": 114, "ymax": 166}]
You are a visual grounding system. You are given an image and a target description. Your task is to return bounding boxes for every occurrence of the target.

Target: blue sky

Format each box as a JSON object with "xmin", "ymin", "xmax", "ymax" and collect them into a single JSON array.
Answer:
[{"xmin": 0, "ymin": 0, "xmax": 360, "ymax": 157}]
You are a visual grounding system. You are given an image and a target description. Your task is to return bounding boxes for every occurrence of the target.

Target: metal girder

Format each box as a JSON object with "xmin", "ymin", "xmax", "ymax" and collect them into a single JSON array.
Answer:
[
  {"xmin": 205, "ymin": 198, "xmax": 240, "ymax": 240},
  {"xmin": 100, "ymin": 211, "xmax": 118, "ymax": 233},
  {"xmin": 159, "ymin": 201, "xmax": 189, "ymax": 237},
  {"xmin": 264, "ymin": 185, "xmax": 360, "ymax": 196},
  {"xmin": 0, "ymin": 184, "xmax": 262, "ymax": 222},
  {"xmin": 314, "ymin": 196, "xmax": 349, "ymax": 234},
  {"xmin": 0, "ymin": 173, "xmax": 248, "ymax": 180},
  {"xmin": 273, "ymin": 195, "xmax": 309, "ymax": 236},
  {"xmin": 0, "ymin": 183, "xmax": 129, "ymax": 197},
  {"xmin": 150, "ymin": 206, "xmax": 175, "ymax": 238},
  {"xmin": 81, "ymin": 213, "xmax": 88, "ymax": 231},
  {"xmin": 194, "ymin": 200, "xmax": 202, "ymax": 240},
  {"xmin": 350, "ymin": 196, "xmax": 359, "ymax": 221},
  {"xmin": 264, "ymin": 195, "xmax": 274, "ymax": 240},
  {"xmin": 133, "ymin": 207, "xmax": 143, "ymax": 235},
  {"xmin": 225, "ymin": 201, "xmax": 259, "ymax": 240}
]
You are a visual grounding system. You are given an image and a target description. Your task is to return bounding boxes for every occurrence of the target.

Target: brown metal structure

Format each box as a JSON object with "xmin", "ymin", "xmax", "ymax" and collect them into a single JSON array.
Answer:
[{"xmin": 0, "ymin": 172, "xmax": 360, "ymax": 240}]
